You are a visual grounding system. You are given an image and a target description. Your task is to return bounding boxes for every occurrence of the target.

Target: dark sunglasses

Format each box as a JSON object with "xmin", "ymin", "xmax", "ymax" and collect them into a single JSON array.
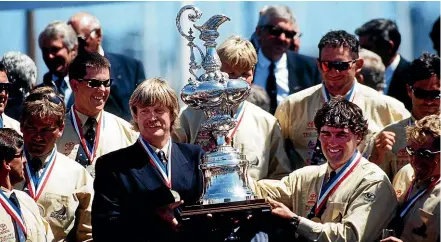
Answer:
[
  {"xmin": 263, "ymin": 25, "xmax": 297, "ymax": 39},
  {"xmin": 78, "ymin": 78, "xmax": 113, "ymax": 88},
  {"xmin": 318, "ymin": 60, "xmax": 357, "ymax": 72},
  {"xmin": 410, "ymin": 86, "xmax": 440, "ymax": 100},
  {"xmin": 0, "ymin": 83, "xmax": 11, "ymax": 92},
  {"xmin": 26, "ymin": 92, "xmax": 63, "ymax": 105},
  {"xmin": 406, "ymin": 146, "xmax": 441, "ymax": 159}
]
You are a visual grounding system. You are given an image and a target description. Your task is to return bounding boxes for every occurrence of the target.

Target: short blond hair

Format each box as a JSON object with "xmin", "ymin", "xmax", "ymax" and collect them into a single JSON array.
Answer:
[
  {"xmin": 129, "ymin": 78, "xmax": 180, "ymax": 132},
  {"xmin": 406, "ymin": 114, "xmax": 440, "ymax": 147},
  {"xmin": 21, "ymin": 87, "xmax": 65, "ymax": 128},
  {"xmin": 217, "ymin": 35, "xmax": 257, "ymax": 72}
]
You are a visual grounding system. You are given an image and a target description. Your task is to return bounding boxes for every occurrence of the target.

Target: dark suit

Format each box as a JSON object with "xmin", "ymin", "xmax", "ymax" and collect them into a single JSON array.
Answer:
[
  {"xmin": 105, "ymin": 52, "xmax": 146, "ymax": 121},
  {"xmin": 91, "ymin": 141, "xmax": 204, "ymax": 242},
  {"xmin": 386, "ymin": 57, "xmax": 411, "ymax": 111},
  {"xmin": 37, "ymin": 72, "xmax": 75, "ymax": 110}
]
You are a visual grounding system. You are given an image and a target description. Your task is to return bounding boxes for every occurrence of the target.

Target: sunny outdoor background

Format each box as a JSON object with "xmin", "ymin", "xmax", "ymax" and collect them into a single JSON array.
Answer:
[{"xmin": 0, "ymin": 1, "xmax": 438, "ymax": 94}]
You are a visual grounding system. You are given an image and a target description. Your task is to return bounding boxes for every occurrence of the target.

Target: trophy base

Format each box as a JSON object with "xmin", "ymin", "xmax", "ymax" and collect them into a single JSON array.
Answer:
[{"xmin": 177, "ymin": 198, "xmax": 270, "ymax": 222}]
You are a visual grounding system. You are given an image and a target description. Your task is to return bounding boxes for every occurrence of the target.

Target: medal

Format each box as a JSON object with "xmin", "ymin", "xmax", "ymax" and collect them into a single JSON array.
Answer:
[{"xmin": 311, "ymin": 217, "xmax": 322, "ymax": 223}]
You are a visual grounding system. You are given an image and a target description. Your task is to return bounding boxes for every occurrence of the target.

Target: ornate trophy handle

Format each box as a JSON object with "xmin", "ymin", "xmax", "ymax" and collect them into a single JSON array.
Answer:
[{"xmin": 176, "ymin": 5, "xmax": 204, "ymax": 82}]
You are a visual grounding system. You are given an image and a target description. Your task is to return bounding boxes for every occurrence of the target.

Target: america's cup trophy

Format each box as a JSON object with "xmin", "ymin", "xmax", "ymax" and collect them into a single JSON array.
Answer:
[{"xmin": 176, "ymin": 5, "xmax": 270, "ymax": 220}]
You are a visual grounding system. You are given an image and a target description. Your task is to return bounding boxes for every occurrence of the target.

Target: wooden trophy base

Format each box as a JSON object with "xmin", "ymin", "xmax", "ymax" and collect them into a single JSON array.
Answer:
[{"xmin": 177, "ymin": 198, "xmax": 271, "ymax": 222}]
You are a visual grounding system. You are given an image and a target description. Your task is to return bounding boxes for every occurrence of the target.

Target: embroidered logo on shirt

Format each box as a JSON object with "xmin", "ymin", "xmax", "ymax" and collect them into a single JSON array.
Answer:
[
  {"xmin": 50, "ymin": 205, "xmax": 68, "ymax": 220},
  {"xmin": 363, "ymin": 192, "xmax": 376, "ymax": 202},
  {"xmin": 64, "ymin": 142, "xmax": 75, "ymax": 155}
]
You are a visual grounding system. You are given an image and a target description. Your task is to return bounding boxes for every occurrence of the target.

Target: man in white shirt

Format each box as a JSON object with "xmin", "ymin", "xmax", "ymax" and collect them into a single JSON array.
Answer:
[
  {"xmin": 356, "ymin": 19, "xmax": 411, "ymax": 111},
  {"xmin": 0, "ymin": 63, "xmax": 20, "ymax": 132},
  {"xmin": 37, "ymin": 21, "xmax": 78, "ymax": 110},
  {"xmin": 252, "ymin": 5, "xmax": 321, "ymax": 114}
]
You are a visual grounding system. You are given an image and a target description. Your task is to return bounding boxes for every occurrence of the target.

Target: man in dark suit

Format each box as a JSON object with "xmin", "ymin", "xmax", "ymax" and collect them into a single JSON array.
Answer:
[
  {"xmin": 252, "ymin": 5, "xmax": 321, "ymax": 114},
  {"xmin": 356, "ymin": 19, "xmax": 412, "ymax": 111},
  {"xmin": 92, "ymin": 78, "xmax": 205, "ymax": 242},
  {"xmin": 38, "ymin": 21, "xmax": 78, "ymax": 110},
  {"xmin": 430, "ymin": 17, "xmax": 440, "ymax": 55},
  {"xmin": 68, "ymin": 12, "xmax": 146, "ymax": 121}
]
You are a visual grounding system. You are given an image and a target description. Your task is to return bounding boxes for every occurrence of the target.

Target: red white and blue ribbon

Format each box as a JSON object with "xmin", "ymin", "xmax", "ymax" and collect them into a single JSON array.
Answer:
[
  {"xmin": 321, "ymin": 81, "xmax": 356, "ymax": 103},
  {"xmin": 228, "ymin": 102, "xmax": 246, "ymax": 139},
  {"xmin": 70, "ymin": 107, "xmax": 103, "ymax": 164},
  {"xmin": 314, "ymin": 151, "xmax": 362, "ymax": 215},
  {"xmin": 400, "ymin": 176, "xmax": 440, "ymax": 218},
  {"xmin": 0, "ymin": 190, "xmax": 27, "ymax": 238},
  {"xmin": 138, "ymin": 137, "xmax": 172, "ymax": 188},
  {"xmin": 23, "ymin": 148, "xmax": 57, "ymax": 201}
]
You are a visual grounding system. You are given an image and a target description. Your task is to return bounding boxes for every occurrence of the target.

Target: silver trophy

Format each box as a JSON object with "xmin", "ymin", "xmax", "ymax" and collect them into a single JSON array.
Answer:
[{"xmin": 176, "ymin": 5, "xmax": 269, "ymax": 218}]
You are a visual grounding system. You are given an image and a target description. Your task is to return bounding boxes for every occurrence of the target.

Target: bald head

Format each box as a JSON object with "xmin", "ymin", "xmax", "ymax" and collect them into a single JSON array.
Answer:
[{"xmin": 68, "ymin": 12, "xmax": 102, "ymax": 53}]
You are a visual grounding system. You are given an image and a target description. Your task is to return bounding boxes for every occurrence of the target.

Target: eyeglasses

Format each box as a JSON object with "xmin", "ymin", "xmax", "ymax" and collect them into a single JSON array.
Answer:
[
  {"xmin": 77, "ymin": 28, "xmax": 98, "ymax": 41},
  {"xmin": 26, "ymin": 92, "xmax": 63, "ymax": 105},
  {"xmin": 410, "ymin": 86, "xmax": 440, "ymax": 100},
  {"xmin": 406, "ymin": 146, "xmax": 441, "ymax": 159},
  {"xmin": 77, "ymin": 78, "xmax": 113, "ymax": 88},
  {"xmin": 0, "ymin": 83, "xmax": 11, "ymax": 92},
  {"xmin": 318, "ymin": 60, "xmax": 357, "ymax": 72},
  {"xmin": 263, "ymin": 25, "xmax": 297, "ymax": 39}
]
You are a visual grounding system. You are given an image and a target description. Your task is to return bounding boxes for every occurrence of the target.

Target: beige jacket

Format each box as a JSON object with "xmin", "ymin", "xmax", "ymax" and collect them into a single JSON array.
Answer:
[
  {"xmin": 253, "ymin": 157, "xmax": 398, "ymax": 241},
  {"xmin": 363, "ymin": 117, "xmax": 414, "ymax": 180},
  {"xmin": 392, "ymin": 164, "xmax": 439, "ymax": 242},
  {"xmin": 2, "ymin": 113, "xmax": 20, "ymax": 133},
  {"xmin": 173, "ymin": 101, "xmax": 291, "ymax": 180},
  {"xmin": 275, "ymin": 82, "xmax": 410, "ymax": 169},
  {"xmin": 15, "ymin": 150, "xmax": 94, "ymax": 241},
  {"xmin": 57, "ymin": 110, "xmax": 139, "ymax": 176},
  {"xmin": 0, "ymin": 187, "xmax": 54, "ymax": 242}
]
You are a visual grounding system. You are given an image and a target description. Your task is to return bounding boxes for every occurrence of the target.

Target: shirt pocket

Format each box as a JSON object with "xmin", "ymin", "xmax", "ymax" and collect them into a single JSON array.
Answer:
[
  {"xmin": 322, "ymin": 201, "xmax": 347, "ymax": 223},
  {"xmin": 39, "ymin": 193, "xmax": 77, "ymax": 232},
  {"xmin": 404, "ymin": 208, "xmax": 435, "ymax": 241}
]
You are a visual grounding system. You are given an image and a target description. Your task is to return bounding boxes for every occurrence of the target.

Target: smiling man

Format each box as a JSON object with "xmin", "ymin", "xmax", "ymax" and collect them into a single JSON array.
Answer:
[
  {"xmin": 253, "ymin": 97, "xmax": 397, "ymax": 241},
  {"xmin": 275, "ymin": 30, "xmax": 410, "ymax": 169},
  {"xmin": 365, "ymin": 53, "xmax": 440, "ymax": 181},
  {"xmin": 56, "ymin": 51, "xmax": 138, "ymax": 177},
  {"xmin": 0, "ymin": 63, "xmax": 20, "ymax": 132},
  {"xmin": 38, "ymin": 21, "xmax": 78, "ymax": 110},
  {"xmin": 15, "ymin": 87, "xmax": 94, "ymax": 241}
]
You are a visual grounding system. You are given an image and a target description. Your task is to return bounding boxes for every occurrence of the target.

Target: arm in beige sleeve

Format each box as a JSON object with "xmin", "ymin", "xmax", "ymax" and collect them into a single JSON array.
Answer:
[
  {"xmin": 254, "ymin": 174, "xmax": 296, "ymax": 210},
  {"xmin": 74, "ymin": 170, "xmax": 94, "ymax": 241},
  {"xmin": 267, "ymin": 122, "xmax": 293, "ymax": 179},
  {"xmin": 296, "ymin": 179, "xmax": 398, "ymax": 242},
  {"xmin": 274, "ymin": 99, "xmax": 291, "ymax": 141}
]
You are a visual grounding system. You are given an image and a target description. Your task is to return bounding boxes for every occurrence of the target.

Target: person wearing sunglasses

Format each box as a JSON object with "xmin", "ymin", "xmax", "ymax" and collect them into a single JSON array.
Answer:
[
  {"xmin": 0, "ymin": 128, "xmax": 55, "ymax": 242},
  {"xmin": 355, "ymin": 19, "xmax": 412, "ymax": 112},
  {"xmin": 253, "ymin": 5, "xmax": 321, "ymax": 114},
  {"xmin": 68, "ymin": 12, "xmax": 146, "ymax": 122},
  {"xmin": 56, "ymin": 51, "xmax": 138, "ymax": 177},
  {"xmin": 380, "ymin": 115, "xmax": 440, "ymax": 242},
  {"xmin": 275, "ymin": 30, "xmax": 410, "ymax": 169},
  {"xmin": 15, "ymin": 87, "xmax": 94, "ymax": 241},
  {"xmin": 37, "ymin": 21, "xmax": 78, "ymax": 111},
  {"xmin": 0, "ymin": 63, "xmax": 20, "ymax": 133},
  {"xmin": 365, "ymin": 53, "xmax": 440, "ymax": 182}
]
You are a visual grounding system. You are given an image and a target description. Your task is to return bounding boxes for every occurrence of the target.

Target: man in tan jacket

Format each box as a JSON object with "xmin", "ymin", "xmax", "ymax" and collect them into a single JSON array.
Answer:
[
  {"xmin": 382, "ymin": 115, "xmax": 440, "ymax": 242},
  {"xmin": 16, "ymin": 87, "xmax": 94, "ymax": 241},
  {"xmin": 275, "ymin": 30, "xmax": 410, "ymax": 169},
  {"xmin": 173, "ymin": 35, "xmax": 291, "ymax": 180},
  {"xmin": 364, "ymin": 53, "xmax": 440, "ymax": 181},
  {"xmin": 253, "ymin": 97, "xmax": 397, "ymax": 241}
]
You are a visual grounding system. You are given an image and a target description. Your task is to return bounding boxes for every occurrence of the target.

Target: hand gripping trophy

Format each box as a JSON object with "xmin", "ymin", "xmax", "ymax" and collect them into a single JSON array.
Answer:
[{"xmin": 176, "ymin": 5, "xmax": 270, "ymax": 220}]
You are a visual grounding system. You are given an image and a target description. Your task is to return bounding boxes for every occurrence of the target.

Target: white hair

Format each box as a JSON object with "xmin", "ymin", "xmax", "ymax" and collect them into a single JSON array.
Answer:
[
  {"xmin": 1, "ymin": 51, "xmax": 37, "ymax": 92},
  {"xmin": 38, "ymin": 21, "xmax": 78, "ymax": 51}
]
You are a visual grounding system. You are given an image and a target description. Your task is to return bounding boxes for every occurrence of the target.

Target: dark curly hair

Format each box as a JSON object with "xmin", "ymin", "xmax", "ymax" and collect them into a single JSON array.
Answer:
[
  {"xmin": 407, "ymin": 52, "xmax": 440, "ymax": 86},
  {"xmin": 318, "ymin": 30, "xmax": 359, "ymax": 59},
  {"xmin": 68, "ymin": 51, "xmax": 111, "ymax": 81},
  {"xmin": 0, "ymin": 128, "xmax": 23, "ymax": 166},
  {"xmin": 314, "ymin": 96, "xmax": 368, "ymax": 140},
  {"xmin": 355, "ymin": 19, "xmax": 401, "ymax": 54}
]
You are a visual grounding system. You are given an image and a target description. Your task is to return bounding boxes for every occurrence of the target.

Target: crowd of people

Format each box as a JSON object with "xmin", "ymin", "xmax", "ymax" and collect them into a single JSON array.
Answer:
[{"xmin": 0, "ymin": 5, "xmax": 439, "ymax": 242}]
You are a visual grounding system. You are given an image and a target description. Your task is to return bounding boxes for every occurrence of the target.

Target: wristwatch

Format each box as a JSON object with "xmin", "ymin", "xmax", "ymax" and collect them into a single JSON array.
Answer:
[{"xmin": 290, "ymin": 215, "xmax": 301, "ymax": 231}]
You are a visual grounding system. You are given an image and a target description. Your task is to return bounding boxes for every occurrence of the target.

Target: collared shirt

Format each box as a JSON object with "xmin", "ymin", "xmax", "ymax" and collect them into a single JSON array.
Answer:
[
  {"xmin": 74, "ymin": 109, "xmax": 102, "ymax": 135},
  {"xmin": 52, "ymin": 74, "xmax": 72, "ymax": 108},
  {"xmin": 98, "ymin": 45, "xmax": 105, "ymax": 56},
  {"xmin": 149, "ymin": 139, "xmax": 170, "ymax": 161},
  {"xmin": 384, "ymin": 54, "xmax": 401, "ymax": 94},
  {"xmin": 28, "ymin": 148, "xmax": 54, "ymax": 177},
  {"xmin": 0, "ymin": 186, "xmax": 12, "ymax": 198},
  {"xmin": 254, "ymin": 49, "xmax": 289, "ymax": 104}
]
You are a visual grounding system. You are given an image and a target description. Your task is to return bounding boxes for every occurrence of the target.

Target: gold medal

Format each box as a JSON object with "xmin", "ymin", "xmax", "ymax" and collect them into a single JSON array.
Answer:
[
  {"xmin": 311, "ymin": 216, "xmax": 322, "ymax": 223},
  {"xmin": 170, "ymin": 190, "xmax": 181, "ymax": 202}
]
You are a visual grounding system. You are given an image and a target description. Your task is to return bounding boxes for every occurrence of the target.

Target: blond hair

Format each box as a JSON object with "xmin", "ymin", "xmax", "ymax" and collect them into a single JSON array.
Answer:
[
  {"xmin": 217, "ymin": 35, "xmax": 257, "ymax": 72},
  {"xmin": 21, "ymin": 87, "xmax": 66, "ymax": 128},
  {"xmin": 406, "ymin": 114, "xmax": 441, "ymax": 146},
  {"xmin": 129, "ymin": 78, "xmax": 180, "ymax": 132}
]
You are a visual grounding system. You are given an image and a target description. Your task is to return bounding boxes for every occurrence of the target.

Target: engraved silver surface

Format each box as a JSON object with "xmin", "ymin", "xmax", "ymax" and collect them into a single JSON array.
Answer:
[{"xmin": 176, "ymin": 5, "xmax": 255, "ymax": 205}]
